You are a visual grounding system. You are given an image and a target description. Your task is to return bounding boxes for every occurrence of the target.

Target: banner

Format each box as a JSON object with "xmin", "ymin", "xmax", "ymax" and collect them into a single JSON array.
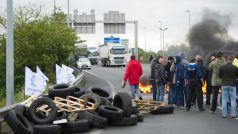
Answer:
[{"xmin": 24, "ymin": 67, "xmax": 46, "ymax": 96}]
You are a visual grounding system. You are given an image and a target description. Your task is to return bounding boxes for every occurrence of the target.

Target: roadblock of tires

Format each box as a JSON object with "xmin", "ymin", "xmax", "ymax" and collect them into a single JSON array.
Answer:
[{"xmin": 4, "ymin": 84, "xmax": 174, "ymax": 134}]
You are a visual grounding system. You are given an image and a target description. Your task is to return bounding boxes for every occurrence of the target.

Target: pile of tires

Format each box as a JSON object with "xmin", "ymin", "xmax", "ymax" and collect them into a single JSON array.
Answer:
[{"xmin": 4, "ymin": 84, "xmax": 173, "ymax": 134}]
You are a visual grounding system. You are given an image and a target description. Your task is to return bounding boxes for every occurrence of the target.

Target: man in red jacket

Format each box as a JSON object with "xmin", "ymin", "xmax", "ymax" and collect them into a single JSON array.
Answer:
[{"xmin": 123, "ymin": 55, "xmax": 143, "ymax": 100}]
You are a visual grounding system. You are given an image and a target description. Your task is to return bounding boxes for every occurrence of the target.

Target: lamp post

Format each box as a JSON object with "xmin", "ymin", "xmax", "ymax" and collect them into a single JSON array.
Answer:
[
  {"xmin": 159, "ymin": 28, "xmax": 168, "ymax": 57},
  {"xmin": 144, "ymin": 27, "xmax": 147, "ymax": 60},
  {"xmin": 158, "ymin": 21, "xmax": 162, "ymax": 54},
  {"xmin": 186, "ymin": 10, "xmax": 190, "ymax": 33},
  {"xmin": 67, "ymin": 0, "xmax": 70, "ymax": 27},
  {"xmin": 6, "ymin": 0, "xmax": 14, "ymax": 105}
]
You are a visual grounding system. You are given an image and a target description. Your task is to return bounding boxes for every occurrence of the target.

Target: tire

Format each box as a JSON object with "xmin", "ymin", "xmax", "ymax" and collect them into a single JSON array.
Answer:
[
  {"xmin": 101, "ymin": 97, "xmax": 111, "ymax": 105},
  {"xmin": 33, "ymin": 124, "xmax": 62, "ymax": 134},
  {"xmin": 80, "ymin": 93, "xmax": 104, "ymax": 110},
  {"xmin": 136, "ymin": 113, "xmax": 144, "ymax": 122},
  {"xmin": 29, "ymin": 97, "xmax": 57, "ymax": 124},
  {"xmin": 131, "ymin": 106, "xmax": 139, "ymax": 114},
  {"xmin": 61, "ymin": 119, "xmax": 89, "ymax": 133},
  {"xmin": 98, "ymin": 105, "xmax": 123, "ymax": 120},
  {"xmin": 48, "ymin": 84, "xmax": 75, "ymax": 99},
  {"xmin": 108, "ymin": 115, "xmax": 137, "ymax": 126},
  {"xmin": 77, "ymin": 110, "xmax": 108, "ymax": 129},
  {"xmin": 4, "ymin": 110, "xmax": 33, "ymax": 134},
  {"xmin": 55, "ymin": 111, "xmax": 68, "ymax": 120},
  {"xmin": 73, "ymin": 87, "xmax": 86, "ymax": 98},
  {"xmin": 86, "ymin": 87, "xmax": 112, "ymax": 101},
  {"xmin": 39, "ymin": 94, "xmax": 50, "ymax": 98},
  {"xmin": 14, "ymin": 104, "xmax": 26, "ymax": 114},
  {"xmin": 113, "ymin": 92, "xmax": 133, "ymax": 117},
  {"xmin": 150, "ymin": 106, "xmax": 174, "ymax": 114}
]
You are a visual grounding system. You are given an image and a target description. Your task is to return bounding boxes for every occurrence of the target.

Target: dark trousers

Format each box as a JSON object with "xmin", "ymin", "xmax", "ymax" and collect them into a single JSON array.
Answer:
[
  {"xmin": 168, "ymin": 84, "xmax": 176, "ymax": 104},
  {"xmin": 186, "ymin": 83, "xmax": 203, "ymax": 109},
  {"xmin": 176, "ymin": 83, "xmax": 185, "ymax": 107},
  {"xmin": 206, "ymin": 83, "xmax": 212, "ymax": 105},
  {"xmin": 191, "ymin": 89, "xmax": 196, "ymax": 104},
  {"xmin": 151, "ymin": 80, "xmax": 157, "ymax": 101},
  {"xmin": 211, "ymin": 86, "xmax": 221, "ymax": 112}
]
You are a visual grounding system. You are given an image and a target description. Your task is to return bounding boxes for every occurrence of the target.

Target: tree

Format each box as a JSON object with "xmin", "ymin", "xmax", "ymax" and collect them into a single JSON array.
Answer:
[{"xmin": 0, "ymin": 6, "xmax": 80, "ymax": 103}]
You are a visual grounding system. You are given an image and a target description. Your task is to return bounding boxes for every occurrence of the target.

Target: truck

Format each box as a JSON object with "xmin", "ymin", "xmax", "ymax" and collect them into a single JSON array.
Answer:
[{"xmin": 99, "ymin": 43, "xmax": 126, "ymax": 67}]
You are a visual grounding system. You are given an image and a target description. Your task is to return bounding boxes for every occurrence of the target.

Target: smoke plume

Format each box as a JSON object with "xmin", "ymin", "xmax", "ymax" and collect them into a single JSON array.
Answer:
[{"xmin": 188, "ymin": 9, "xmax": 238, "ymax": 59}]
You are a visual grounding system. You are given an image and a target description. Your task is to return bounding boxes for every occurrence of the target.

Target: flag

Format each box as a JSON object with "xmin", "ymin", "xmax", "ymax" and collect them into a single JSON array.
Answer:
[
  {"xmin": 36, "ymin": 66, "xmax": 49, "ymax": 87},
  {"xmin": 62, "ymin": 64, "xmax": 76, "ymax": 83},
  {"xmin": 24, "ymin": 67, "xmax": 44, "ymax": 96}
]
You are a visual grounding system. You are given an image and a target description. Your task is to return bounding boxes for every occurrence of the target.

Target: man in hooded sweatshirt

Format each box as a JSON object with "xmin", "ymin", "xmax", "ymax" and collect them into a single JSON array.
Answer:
[
  {"xmin": 209, "ymin": 52, "xmax": 226, "ymax": 113},
  {"xmin": 174, "ymin": 56, "xmax": 186, "ymax": 108},
  {"xmin": 123, "ymin": 55, "xmax": 143, "ymax": 100}
]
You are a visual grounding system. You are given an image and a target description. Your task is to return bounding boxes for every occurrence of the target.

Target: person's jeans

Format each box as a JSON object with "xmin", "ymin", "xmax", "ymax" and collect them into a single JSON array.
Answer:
[
  {"xmin": 156, "ymin": 85, "xmax": 165, "ymax": 102},
  {"xmin": 236, "ymin": 84, "xmax": 238, "ymax": 105},
  {"xmin": 221, "ymin": 86, "xmax": 237, "ymax": 117},
  {"xmin": 130, "ymin": 84, "xmax": 142, "ymax": 99},
  {"xmin": 206, "ymin": 83, "xmax": 212, "ymax": 105},
  {"xmin": 151, "ymin": 80, "xmax": 157, "ymax": 101},
  {"xmin": 168, "ymin": 84, "xmax": 176, "ymax": 104},
  {"xmin": 211, "ymin": 86, "xmax": 221, "ymax": 112},
  {"xmin": 176, "ymin": 83, "xmax": 185, "ymax": 107}
]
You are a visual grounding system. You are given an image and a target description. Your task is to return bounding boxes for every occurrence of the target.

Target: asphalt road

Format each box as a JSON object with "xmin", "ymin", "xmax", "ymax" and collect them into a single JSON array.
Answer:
[{"xmin": 82, "ymin": 64, "xmax": 238, "ymax": 134}]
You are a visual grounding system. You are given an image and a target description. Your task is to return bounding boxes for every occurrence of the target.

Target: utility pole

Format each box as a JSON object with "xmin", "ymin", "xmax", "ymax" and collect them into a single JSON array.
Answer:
[
  {"xmin": 159, "ymin": 28, "xmax": 168, "ymax": 58},
  {"xmin": 158, "ymin": 21, "xmax": 162, "ymax": 55},
  {"xmin": 54, "ymin": 0, "xmax": 56, "ymax": 13},
  {"xmin": 134, "ymin": 21, "xmax": 138, "ymax": 60},
  {"xmin": 186, "ymin": 10, "xmax": 191, "ymax": 47},
  {"xmin": 67, "ymin": 0, "xmax": 70, "ymax": 27},
  {"xmin": 6, "ymin": 0, "xmax": 14, "ymax": 105},
  {"xmin": 144, "ymin": 27, "xmax": 147, "ymax": 60}
]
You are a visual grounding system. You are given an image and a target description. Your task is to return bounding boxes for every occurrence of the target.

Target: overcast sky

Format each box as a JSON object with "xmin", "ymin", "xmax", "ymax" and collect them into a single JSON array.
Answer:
[{"xmin": 1, "ymin": 0, "xmax": 238, "ymax": 51}]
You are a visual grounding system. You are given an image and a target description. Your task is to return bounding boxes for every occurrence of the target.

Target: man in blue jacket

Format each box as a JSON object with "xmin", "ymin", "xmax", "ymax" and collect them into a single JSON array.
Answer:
[
  {"xmin": 185, "ymin": 58, "xmax": 205, "ymax": 111},
  {"xmin": 174, "ymin": 56, "xmax": 186, "ymax": 108}
]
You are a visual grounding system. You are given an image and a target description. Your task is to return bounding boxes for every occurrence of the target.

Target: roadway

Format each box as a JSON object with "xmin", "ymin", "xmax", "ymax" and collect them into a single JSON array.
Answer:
[{"xmin": 82, "ymin": 64, "xmax": 238, "ymax": 134}]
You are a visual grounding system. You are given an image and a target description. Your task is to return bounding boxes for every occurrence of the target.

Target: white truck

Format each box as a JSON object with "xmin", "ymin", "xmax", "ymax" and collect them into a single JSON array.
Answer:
[{"xmin": 99, "ymin": 43, "xmax": 126, "ymax": 67}]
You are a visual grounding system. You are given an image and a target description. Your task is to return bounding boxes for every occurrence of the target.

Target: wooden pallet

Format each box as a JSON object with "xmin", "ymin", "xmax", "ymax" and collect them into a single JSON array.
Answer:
[
  {"xmin": 54, "ymin": 96, "xmax": 96, "ymax": 112},
  {"xmin": 133, "ymin": 99, "xmax": 165, "ymax": 113}
]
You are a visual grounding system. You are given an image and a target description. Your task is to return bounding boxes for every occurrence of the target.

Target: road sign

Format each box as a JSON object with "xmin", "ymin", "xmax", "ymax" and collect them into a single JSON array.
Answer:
[
  {"xmin": 73, "ymin": 9, "xmax": 96, "ymax": 34},
  {"xmin": 104, "ymin": 11, "xmax": 126, "ymax": 34},
  {"xmin": 104, "ymin": 37, "xmax": 120, "ymax": 44}
]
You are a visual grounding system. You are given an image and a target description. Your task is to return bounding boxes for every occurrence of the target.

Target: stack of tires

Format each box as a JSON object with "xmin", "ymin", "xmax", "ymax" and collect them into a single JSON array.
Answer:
[{"xmin": 4, "ymin": 83, "xmax": 172, "ymax": 134}]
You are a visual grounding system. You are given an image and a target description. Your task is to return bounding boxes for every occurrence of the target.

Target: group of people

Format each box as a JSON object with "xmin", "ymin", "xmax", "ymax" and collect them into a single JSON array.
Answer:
[{"xmin": 123, "ymin": 52, "xmax": 238, "ymax": 118}]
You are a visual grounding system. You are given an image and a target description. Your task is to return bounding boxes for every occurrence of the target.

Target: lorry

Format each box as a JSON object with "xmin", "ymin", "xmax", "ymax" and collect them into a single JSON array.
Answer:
[{"xmin": 99, "ymin": 43, "xmax": 127, "ymax": 67}]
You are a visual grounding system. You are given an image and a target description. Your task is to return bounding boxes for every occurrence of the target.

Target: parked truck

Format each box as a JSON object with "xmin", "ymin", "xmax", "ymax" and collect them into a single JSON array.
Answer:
[{"xmin": 99, "ymin": 43, "xmax": 126, "ymax": 67}]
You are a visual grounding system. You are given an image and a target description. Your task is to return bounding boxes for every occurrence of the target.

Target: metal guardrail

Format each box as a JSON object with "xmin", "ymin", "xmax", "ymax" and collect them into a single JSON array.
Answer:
[{"xmin": 0, "ymin": 68, "xmax": 84, "ymax": 132}]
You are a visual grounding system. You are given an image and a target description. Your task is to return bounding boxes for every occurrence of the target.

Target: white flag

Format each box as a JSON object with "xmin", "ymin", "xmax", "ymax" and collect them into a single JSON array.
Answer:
[
  {"xmin": 56, "ymin": 64, "xmax": 67, "ymax": 84},
  {"xmin": 62, "ymin": 64, "xmax": 76, "ymax": 83},
  {"xmin": 24, "ymin": 67, "xmax": 44, "ymax": 96},
  {"xmin": 36, "ymin": 66, "xmax": 49, "ymax": 87}
]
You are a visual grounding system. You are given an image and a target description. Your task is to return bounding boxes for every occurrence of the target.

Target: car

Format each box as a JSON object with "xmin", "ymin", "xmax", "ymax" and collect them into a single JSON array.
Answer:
[{"xmin": 77, "ymin": 58, "xmax": 91, "ymax": 69}]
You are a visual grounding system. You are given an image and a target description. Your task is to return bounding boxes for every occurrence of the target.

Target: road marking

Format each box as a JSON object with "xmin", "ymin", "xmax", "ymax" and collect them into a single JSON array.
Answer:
[
  {"xmin": 83, "ymin": 70, "xmax": 97, "ymax": 76},
  {"xmin": 107, "ymin": 80, "xmax": 116, "ymax": 97}
]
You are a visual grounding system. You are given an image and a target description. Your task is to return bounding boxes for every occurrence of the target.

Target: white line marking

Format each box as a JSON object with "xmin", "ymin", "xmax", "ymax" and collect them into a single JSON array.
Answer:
[
  {"xmin": 83, "ymin": 70, "xmax": 97, "ymax": 76},
  {"xmin": 107, "ymin": 80, "xmax": 116, "ymax": 97}
]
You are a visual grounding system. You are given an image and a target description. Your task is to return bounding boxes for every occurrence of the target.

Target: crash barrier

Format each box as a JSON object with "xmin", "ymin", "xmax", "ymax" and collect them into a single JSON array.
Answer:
[
  {"xmin": 0, "ymin": 67, "xmax": 84, "ymax": 133},
  {"xmin": 4, "ymin": 88, "xmax": 174, "ymax": 133}
]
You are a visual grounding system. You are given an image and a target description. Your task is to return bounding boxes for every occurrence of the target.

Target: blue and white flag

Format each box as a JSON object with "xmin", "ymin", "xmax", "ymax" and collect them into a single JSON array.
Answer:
[{"xmin": 24, "ymin": 67, "xmax": 45, "ymax": 96}]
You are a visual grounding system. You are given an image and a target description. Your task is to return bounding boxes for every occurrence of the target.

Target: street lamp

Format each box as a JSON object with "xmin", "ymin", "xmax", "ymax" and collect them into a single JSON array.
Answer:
[
  {"xmin": 186, "ymin": 10, "xmax": 190, "ymax": 32},
  {"xmin": 158, "ymin": 21, "xmax": 162, "ymax": 54},
  {"xmin": 159, "ymin": 28, "xmax": 168, "ymax": 57}
]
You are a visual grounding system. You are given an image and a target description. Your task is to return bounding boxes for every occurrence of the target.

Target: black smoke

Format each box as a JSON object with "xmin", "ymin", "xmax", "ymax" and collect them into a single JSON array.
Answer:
[{"xmin": 188, "ymin": 9, "xmax": 238, "ymax": 58}]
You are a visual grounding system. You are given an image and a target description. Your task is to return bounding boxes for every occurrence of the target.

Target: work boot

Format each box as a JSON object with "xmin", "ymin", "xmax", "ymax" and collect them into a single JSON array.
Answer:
[{"xmin": 139, "ymin": 97, "xmax": 143, "ymax": 100}]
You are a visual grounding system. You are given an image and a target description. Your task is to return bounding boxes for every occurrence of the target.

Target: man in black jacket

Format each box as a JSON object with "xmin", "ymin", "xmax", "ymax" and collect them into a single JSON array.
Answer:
[
  {"xmin": 219, "ymin": 56, "xmax": 238, "ymax": 118},
  {"xmin": 165, "ymin": 56, "xmax": 175, "ymax": 104},
  {"xmin": 151, "ymin": 55, "xmax": 161, "ymax": 101}
]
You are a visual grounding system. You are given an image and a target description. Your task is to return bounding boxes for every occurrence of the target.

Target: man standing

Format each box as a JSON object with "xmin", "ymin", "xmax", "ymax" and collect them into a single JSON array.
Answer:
[
  {"xmin": 209, "ymin": 52, "xmax": 226, "ymax": 113},
  {"xmin": 185, "ymin": 58, "xmax": 205, "ymax": 111},
  {"xmin": 123, "ymin": 55, "xmax": 143, "ymax": 100},
  {"xmin": 165, "ymin": 56, "xmax": 175, "ymax": 104},
  {"xmin": 219, "ymin": 56, "xmax": 238, "ymax": 118},
  {"xmin": 174, "ymin": 56, "xmax": 186, "ymax": 108},
  {"xmin": 155, "ymin": 57, "xmax": 168, "ymax": 102},
  {"xmin": 205, "ymin": 55, "xmax": 216, "ymax": 105},
  {"xmin": 151, "ymin": 56, "xmax": 160, "ymax": 101}
]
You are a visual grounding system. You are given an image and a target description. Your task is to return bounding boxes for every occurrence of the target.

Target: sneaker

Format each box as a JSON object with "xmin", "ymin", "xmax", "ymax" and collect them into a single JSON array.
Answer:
[
  {"xmin": 221, "ymin": 116, "xmax": 227, "ymax": 118},
  {"xmin": 209, "ymin": 110, "xmax": 215, "ymax": 114},
  {"xmin": 231, "ymin": 115, "xmax": 237, "ymax": 118},
  {"xmin": 186, "ymin": 108, "xmax": 190, "ymax": 111},
  {"xmin": 199, "ymin": 108, "xmax": 205, "ymax": 111}
]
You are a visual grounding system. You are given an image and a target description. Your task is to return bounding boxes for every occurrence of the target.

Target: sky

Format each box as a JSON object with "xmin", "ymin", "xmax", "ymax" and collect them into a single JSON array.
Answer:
[{"xmin": 1, "ymin": 0, "xmax": 238, "ymax": 52}]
